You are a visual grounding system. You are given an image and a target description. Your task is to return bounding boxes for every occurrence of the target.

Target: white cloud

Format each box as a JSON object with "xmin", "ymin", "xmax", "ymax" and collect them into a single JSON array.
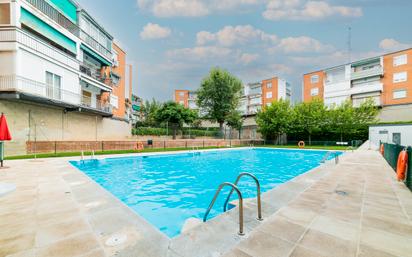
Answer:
[
  {"xmin": 196, "ymin": 25, "xmax": 277, "ymax": 47},
  {"xmin": 238, "ymin": 53, "xmax": 259, "ymax": 65},
  {"xmin": 263, "ymin": 0, "xmax": 363, "ymax": 21},
  {"xmin": 137, "ymin": 0, "xmax": 260, "ymax": 17},
  {"xmin": 138, "ymin": 0, "xmax": 209, "ymax": 17},
  {"xmin": 166, "ymin": 46, "xmax": 233, "ymax": 60},
  {"xmin": 273, "ymin": 36, "xmax": 334, "ymax": 53},
  {"xmin": 140, "ymin": 23, "xmax": 171, "ymax": 40},
  {"xmin": 379, "ymin": 38, "xmax": 411, "ymax": 52}
]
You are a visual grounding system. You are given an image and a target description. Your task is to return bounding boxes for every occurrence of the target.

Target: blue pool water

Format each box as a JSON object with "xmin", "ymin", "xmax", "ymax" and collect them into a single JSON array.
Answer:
[{"xmin": 70, "ymin": 148, "xmax": 340, "ymax": 237}]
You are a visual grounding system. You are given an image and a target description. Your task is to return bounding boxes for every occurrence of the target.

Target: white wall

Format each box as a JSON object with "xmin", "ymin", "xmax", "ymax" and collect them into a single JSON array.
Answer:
[
  {"xmin": 278, "ymin": 78, "xmax": 286, "ymax": 100},
  {"xmin": 17, "ymin": 48, "xmax": 80, "ymax": 104},
  {"xmin": 324, "ymin": 65, "xmax": 351, "ymax": 106},
  {"xmin": 369, "ymin": 125, "xmax": 412, "ymax": 150}
]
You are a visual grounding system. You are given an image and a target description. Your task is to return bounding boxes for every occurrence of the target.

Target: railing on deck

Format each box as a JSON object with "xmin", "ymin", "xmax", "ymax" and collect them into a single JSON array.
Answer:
[
  {"xmin": 0, "ymin": 75, "xmax": 112, "ymax": 114},
  {"xmin": 0, "ymin": 28, "xmax": 79, "ymax": 69},
  {"xmin": 25, "ymin": 0, "xmax": 80, "ymax": 36},
  {"xmin": 382, "ymin": 143, "xmax": 412, "ymax": 191},
  {"xmin": 79, "ymin": 30, "xmax": 112, "ymax": 60}
]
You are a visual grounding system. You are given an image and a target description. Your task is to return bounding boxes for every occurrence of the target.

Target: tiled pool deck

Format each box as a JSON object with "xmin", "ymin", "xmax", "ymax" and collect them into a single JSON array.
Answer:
[{"xmin": 1, "ymin": 148, "xmax": 411, "ymax": 257}]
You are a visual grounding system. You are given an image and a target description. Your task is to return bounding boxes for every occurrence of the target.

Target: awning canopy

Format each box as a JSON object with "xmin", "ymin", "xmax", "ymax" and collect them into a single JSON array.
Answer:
[{"xmin": 81, "ymin": 44, "xmax": 111, "ymax": 66}]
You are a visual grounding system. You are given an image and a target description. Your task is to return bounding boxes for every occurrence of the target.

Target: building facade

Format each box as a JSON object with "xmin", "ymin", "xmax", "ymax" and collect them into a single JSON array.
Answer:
[
  {"xmin": 303, "ymin": 48, "xmax": 412, "ymax": 121},
  {"xmin": 174, "ymin": 77, "xmax": 291, "ymax": 116},
  {"xmin": 0, "ymin": 0, "xmax": 133, "ymax": 155}
]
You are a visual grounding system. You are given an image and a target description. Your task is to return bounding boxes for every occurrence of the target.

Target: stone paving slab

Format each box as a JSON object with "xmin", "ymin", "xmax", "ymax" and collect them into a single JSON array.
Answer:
[
  {"xmin": 1, "ymin": 148, "xmax": 411, "ymax": 257},
  {"xmin": 221, "ymin": 150, "xmax": 412, "ymax": 257}
]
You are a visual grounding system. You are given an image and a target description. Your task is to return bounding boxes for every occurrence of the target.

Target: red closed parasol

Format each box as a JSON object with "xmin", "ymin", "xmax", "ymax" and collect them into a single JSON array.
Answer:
[
  {"xmin": 0, "ymin": 113, "xmax": 11, "ymax": 141},
  {"xmin": 0, "ymin": 113, "xmax": 11, "ymax": 168}
]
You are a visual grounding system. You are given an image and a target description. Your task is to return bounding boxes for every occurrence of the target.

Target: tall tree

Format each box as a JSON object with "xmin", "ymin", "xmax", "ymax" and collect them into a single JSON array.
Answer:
[
  {"xmin": 256, "ymin": 99, "xmax": 293, "ymax": 142},
  {"xmin": 155, "ymin": 102, "xmax": 198, "ymax": 139},
  {"xmin": 293, "ymin": 99, "xmax": 327, "ymax": 144},
  {"xmin": 197, "ymin": 67, "xmax": 242, "ymax": 133}
]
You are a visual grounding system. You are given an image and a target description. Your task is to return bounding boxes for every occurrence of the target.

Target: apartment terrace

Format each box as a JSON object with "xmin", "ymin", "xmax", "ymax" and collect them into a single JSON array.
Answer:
[{"xmin": 0, "ymin": 75, "xmax": 112, "ymax": 116}]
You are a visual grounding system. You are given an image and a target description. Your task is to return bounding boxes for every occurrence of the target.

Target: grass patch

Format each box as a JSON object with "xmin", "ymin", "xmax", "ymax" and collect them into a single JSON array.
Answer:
[{"xmin": 4, "ymin": 146, "xmax": 228, "ymax": 160}]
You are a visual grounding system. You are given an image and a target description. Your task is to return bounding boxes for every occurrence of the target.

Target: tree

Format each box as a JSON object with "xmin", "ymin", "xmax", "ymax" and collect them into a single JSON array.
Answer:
[
  {"xmin": 293, "ymin": 99, "xmax": 327, "ymax": 144},
  {"xmin": 141, "ymin": 98, "xmax": 162, "ymax": 127},
  {"xmin": 226, "ymin": 111, "xmax": 244, "ymax": 139},
  {"xmin": 328, "ymin": 100, "xmax": 356, "ymax": 142},
  {"xmin": 197, "ymin": 67, "xmax": 242, "ymax": 133},
  {"xmin": 155, "ymin": 101, "xmax": 198, "ymax": 139},
  {"xmin": 256, "ymin": 99, "xmax": 294, "ymax": 142},
  {"xmin": 329, "ymin": 98, "xmax": 378, "ymax": 141}
]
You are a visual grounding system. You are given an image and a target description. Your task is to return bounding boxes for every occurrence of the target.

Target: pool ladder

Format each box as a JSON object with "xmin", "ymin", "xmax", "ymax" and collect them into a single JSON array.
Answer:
[
  {"xmin": 321, "ymin": 151, "xmax": 339, "ymax": 164},
  {"xmin": 203, "ymin": 172, "xmax": 263, "ymax": 236}
]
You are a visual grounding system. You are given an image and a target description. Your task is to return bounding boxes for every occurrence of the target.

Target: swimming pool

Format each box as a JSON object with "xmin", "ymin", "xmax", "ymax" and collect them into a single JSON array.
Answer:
[{"xmin": 70, "ymin": 148, "xmax": 340, "ymax": 237}]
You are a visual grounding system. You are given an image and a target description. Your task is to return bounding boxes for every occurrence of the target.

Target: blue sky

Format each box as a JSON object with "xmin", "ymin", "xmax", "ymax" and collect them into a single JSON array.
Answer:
[{"xmin": 77, "ymin": 0, "xmax": 412, "ymax": 102}]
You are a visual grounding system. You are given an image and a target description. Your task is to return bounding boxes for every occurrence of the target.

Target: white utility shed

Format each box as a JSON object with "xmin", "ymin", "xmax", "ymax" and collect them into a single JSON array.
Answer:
[{"xmin": 369, "ymin": 124, "xmax": 412, "ymax": 150}]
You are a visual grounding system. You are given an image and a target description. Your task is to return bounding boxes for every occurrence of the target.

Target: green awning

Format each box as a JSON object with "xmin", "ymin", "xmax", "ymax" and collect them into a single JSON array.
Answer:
[
  {"xmin": 81, "ymin": 44, "xmax": 111, "ymax": 66},
  {"xmin": 47, "ymin": 0, "xmax": 78, "ymax": 24},
  {"xmin": 20, "ymin": 7, "xmax": 77, "ymax": 54}
]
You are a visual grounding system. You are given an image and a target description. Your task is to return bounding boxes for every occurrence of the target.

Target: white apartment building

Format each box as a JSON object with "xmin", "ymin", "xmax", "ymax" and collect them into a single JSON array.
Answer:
[{"xmin": 0, "ymin": 0, "xmax": 132, "ymax": 155}]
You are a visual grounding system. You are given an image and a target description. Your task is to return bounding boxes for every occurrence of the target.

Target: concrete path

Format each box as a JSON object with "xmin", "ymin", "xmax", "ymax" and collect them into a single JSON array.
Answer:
[
  {"xmin": 221, "ymin": 150, "xmax": 412, "ymax": 257},
  {"xmin": 0, "ymin": 148, "xmax": 411, "ymax": 257}
]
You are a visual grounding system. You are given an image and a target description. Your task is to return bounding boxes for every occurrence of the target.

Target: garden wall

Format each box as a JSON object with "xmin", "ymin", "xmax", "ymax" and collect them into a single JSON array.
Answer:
[{"xmin": 25, "ymin": 139, "xmax": 265, "ymax": 155}]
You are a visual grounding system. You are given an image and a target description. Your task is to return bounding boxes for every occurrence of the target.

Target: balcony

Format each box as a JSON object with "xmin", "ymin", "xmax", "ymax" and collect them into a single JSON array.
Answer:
[
  {"xmin": 0, "ymin": 75, "xmax": 112, "ymax": 116},
  {"xmin": 350, "ymin": 83, "xmax": 383, "ymax": 95},
  {"xmin": 79, "ymin": 30, "xmax": 112, "ymax": 60},
  {"xmin": 81, "ymin": 94, "xmax": 112, "ymax": 113},
  {"xmin": 80, "ymin": 64, "xmax": 106, "ymax": 83},
  {"xmin": 0, "ymin": 28, "xmax": 79, "ymax": 69},
  {"xmin": 25, "ymin": 0, "xmax": 79, "ymax": 36},
  {"xmin": 351, "ymin": 66, "xmax": 383, "ymax": 80}
]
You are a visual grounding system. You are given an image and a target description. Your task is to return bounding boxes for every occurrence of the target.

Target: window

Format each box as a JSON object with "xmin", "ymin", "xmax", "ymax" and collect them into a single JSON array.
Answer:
[
  {"xmin": 310, "ymin": 87, "xmax": 319, "ymax": 96},
  {"xmin": 310, "ymin": 75, "xmax": 319, "ymax": 84},
  {"xmin": 45, "ymin": 72, "xmax": 61, "ymax": 100},
  {"xmin": 110, "ymin": 94, "xmax": 119, "ymax": 109},
  {"xmin": 179, "ymin": 92, "xmax": 185, "ymax": 97},
  {"xmin": 393, "ymin": 133, "xmax": 401, "ymax": 145},
  {"xmin": 266, "ymin": 92, "xmax": 272, "ymax": 99},
  {"xmin": 266, "ymin": 82, "xmax": 272, "ymax": 89},
  {"xmin": 393, "ymin": 72, "xmax": 407, "ymax": 83},
  {"xmin": 0, "ymin": 3, "xmax": 10, "ymax": 25},
  {"xmin": 393, "ymin": 89, "xmax": 407, "ymax": 99},
  {"xmin": 393, "ymin": 54, "xmax": 407, "ymax": 67}
]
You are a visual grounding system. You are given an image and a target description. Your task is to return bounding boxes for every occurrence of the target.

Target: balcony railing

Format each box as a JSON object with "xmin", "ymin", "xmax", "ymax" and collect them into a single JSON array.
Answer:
[
  {"xmin": 0, "ymin": 28, "xmax": 79, "ymax": 69},
  {"xmin": 80, "ymin": 64, "xmax": 106, "ymax": 83},
  {"xmin": 24, "ymin": 0, "xmax": 112, "ymax": 61},
  {"xmin": 79, "ymin": 30, "xmax": 112, "ymax": 60},
  {"xmin": 81, "ymin": 95, "xmax": 112, "ymax": 113},
  {"xmin": 25, "ymin": 0, "xmax": 79, "ymax": 36},
  {"xmin": 351, "ymin": 66, "xmax": 383, "ymax": 80},
  {"xmin": 0, "ymin": 75, "xmax": 112, "ymax": 113}
]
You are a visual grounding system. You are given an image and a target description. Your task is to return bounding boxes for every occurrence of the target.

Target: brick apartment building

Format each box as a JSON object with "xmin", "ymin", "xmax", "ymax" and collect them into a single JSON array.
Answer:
[{"xmin": 303, "ymin": 48, "xmax": 412, "ymax": 122}]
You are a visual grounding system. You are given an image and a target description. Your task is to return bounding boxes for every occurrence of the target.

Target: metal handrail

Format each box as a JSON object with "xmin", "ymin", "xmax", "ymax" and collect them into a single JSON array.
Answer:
[
  {"xmin": 321, "ymin": 151, "xmax": 339, "ymax": 164},
  {"xmin": 203, "ymin": 182, "xmax": 244, "ymax": 236},
  {"xmin": 223, "ymin": 173, "xmax": 263, "ymax": 221}
]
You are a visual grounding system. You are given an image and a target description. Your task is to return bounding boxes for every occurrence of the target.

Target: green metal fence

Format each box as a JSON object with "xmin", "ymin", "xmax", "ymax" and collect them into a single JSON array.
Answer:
[{"xmin": 382, "ymin": 143, "xmax": 412, "ymax": 191}]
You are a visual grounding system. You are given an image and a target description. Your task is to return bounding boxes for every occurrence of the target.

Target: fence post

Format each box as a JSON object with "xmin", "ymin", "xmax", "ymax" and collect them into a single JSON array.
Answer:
[
  {"xmin": 164, "ymin": 140, "xmax": 166, "ymax": 149},
  {"xmin": 101, "ymin": 141, "xmax": 104, "ymax": 152},
  {"xmin": 54, "ymin": 141, "xmax": 57, "ymax": 154},
  {"xmin": 185, "ymin": 141, "xmax": 188, "ymax": 149}
]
